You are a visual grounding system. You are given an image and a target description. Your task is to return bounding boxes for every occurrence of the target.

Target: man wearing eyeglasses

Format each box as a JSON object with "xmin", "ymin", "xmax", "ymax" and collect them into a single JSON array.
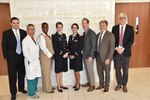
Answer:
[{"xmin": 112, "ymin": 13, "xmax": 134, "ymax": 93}]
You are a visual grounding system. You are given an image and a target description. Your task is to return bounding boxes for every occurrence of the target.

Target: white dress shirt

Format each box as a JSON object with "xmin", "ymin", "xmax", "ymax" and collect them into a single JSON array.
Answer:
[
  {"xmin": 115, "ymin": 24, "xmax": 126, "ymax": 50},
  {"xmin": 38, "ymin": 33, "xmax": 53, "ymax": 58},
  {"xmin": 12, "ymin": 28, "xmax": 20, "ymax": 39}
]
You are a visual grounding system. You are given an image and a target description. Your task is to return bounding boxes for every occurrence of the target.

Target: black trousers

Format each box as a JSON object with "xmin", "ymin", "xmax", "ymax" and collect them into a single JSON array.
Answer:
[
  {"xmin": 7, "ymin": 53, "xmax": 25, "ymax": 96},
  {"xmin": 114, "ymin": 54, "xmax": 130, "ymax": 85}
]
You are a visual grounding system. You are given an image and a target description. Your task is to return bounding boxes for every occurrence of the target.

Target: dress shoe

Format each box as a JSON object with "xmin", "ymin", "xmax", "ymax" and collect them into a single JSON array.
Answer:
[
  {"xmin": 96, "ymin": 86, "xmax": 104, "ymax": 90},
  {"xmin": 11, "ymin": 95, "xmax": 16, "ymax": 100},
  {"xmin": 123, "ymin": 85, "xmax": 128, "ymax": 93},
  {"xmin": 82, "ymin": 83, "xmax": 90, "ymax": 87},
  {"xmin": 115, "ymin": 85, "xmax": 121, "ymax": 91},
  {"xmin": 104, "ymin": 87, "xmax": 109, "ymax": 92},
  {"xmin": 73, "ymin": 85, "xmax": 76, "ymax": 88},
  {"xmin": 19, "ymin": 90, "xmax": 27, "ymax": 94},
  {"xmin": 57, "ymin": 87, "xmax": 63, "ymax": 92},
  {"xmin": 74, "ymin": 85, "xmax": 80, "ymax": 91},
  {"xmin": 73, "ymin": 83, "xmax": 80, "ymax": 88},
  {"xmin": 61, "ymin": 86, "xmax": 69, "ymax": 89},
  {"xmin": 87, "ymin": 86, "xmax": 95, "ymax": 92}
]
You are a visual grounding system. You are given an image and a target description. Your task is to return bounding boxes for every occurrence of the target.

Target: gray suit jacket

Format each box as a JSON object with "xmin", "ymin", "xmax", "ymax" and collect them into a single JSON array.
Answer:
[
  {"xmin": 83, "ymin": 28, "xmax": 97, "ymax": 59},
  {"xmin": 96, "ymin": 30, "xmax": 115, "ymax": 62}
]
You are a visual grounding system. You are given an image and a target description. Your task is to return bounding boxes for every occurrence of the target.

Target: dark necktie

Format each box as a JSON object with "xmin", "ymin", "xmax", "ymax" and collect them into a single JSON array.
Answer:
[{"xmin": 97, "ymin": 32, "xmax": 103, "ymax": 53}]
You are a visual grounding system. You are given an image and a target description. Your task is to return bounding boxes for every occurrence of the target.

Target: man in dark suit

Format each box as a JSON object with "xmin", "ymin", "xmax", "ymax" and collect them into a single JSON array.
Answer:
[
  {"xmin": 112, "ymin": 13, "xmax": 134, "ymax": 93},
  {"xmin": 96, "ymin": 20, "xmax": 115, "ymax": 92},
  {"xmin": 2, "ymin": 17, "xmax": 27, "ymax": 100},
  {"xmin": 81, "ymin": 18, "xmax": 97, "ymax": 92}
]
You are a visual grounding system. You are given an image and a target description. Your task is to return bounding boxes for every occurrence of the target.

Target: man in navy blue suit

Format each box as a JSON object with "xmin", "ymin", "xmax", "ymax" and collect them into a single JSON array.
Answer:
[{"xmin": 112, "ymin": 13, "xmax": 134, "ymax": 93}]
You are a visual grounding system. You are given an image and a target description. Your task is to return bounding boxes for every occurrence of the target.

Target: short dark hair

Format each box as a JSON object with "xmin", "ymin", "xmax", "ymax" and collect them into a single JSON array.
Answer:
[
  {"xmin": 56, "ymin": 22, "xmax": 63, "ymax": 28},
  {"xmin": 41, "ymin": 22, "xmax": 48, "ymax": 27},
  {"xmin": 82, "ymin": 18, "xmax": 89, "ymax": 24},
  {"xmin": 27, "ymin": 24, "xmax": 34, "ymax": 28},
  {"xmin": 10, "ymin": 17, "xmax": 19, "ymax": 23},
  {"xmin": 99, "ymin": 20, "xmax": 108, "ymax": 26},
  {"xmin": 71, "ymin": 23, "xmax": 79, "ymax": 29}
]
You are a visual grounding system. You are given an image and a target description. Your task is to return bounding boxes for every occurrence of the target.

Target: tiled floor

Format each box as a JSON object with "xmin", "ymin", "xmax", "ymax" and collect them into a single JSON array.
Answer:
[{"xmin": 1, "ymin": 68, "xmax": 150, "ymax": 100}]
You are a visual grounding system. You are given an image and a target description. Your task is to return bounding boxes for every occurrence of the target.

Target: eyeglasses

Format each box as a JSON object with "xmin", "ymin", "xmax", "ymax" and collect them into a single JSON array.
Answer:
[{"xmin": 119, "ymin": 17, "xmax": 126, "ymax": 19}]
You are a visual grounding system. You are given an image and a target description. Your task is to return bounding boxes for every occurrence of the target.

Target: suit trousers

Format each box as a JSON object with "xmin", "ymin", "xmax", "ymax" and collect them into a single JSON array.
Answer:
[
  {"xmin": 83, "ymin": 59, "xmax": 95, "ymax": 86},
  {"xmin": 7, "ymin": 53, "xmax": 25, "ymax": 96},
  {"xmin": 114, "ymin": 54, "xmax": 130, "ymax": 85},
  {"xmin": 96, "ymin": 54, "xmax": 111, "ymax": 87}
]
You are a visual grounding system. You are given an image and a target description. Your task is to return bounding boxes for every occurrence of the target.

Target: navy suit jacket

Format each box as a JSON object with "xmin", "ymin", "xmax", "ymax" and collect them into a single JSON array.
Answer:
[{"xmin": 112, "ymin": 24, "xmax": 134, "ymax": 57}]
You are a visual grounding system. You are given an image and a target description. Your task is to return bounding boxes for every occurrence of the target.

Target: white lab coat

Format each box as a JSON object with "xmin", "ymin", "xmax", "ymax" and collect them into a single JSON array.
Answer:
[{"xmin": 22, "ymin": 35, "xmax": 41, "ymax": 80}]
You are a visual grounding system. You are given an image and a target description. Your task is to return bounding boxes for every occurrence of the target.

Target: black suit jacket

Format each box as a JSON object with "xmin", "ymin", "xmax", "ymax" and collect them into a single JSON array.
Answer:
[
  {"xmin": 68, "ymin": 33, "xmax": 83, "ymax": 57},
  {"xmin": 112, "ymin": 24, "xmax": 134, "ymax": 57},
  {"xmin": 2, "ymin": 28, "xmax": 27, "ymax": 60},
  {"xmin": 52, "ymin": 32, "xmax": 68, "ymax": 56}
]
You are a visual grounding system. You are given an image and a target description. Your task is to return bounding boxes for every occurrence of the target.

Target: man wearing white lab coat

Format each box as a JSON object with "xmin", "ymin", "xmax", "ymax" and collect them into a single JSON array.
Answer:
[{"xmin": 22, "ymin": 24, "xmax": 41, "ymax": 99}]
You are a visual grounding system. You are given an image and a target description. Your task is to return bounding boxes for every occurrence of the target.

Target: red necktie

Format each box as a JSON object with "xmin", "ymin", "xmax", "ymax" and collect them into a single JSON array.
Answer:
[{"xmin": 120, "ymin": 26, "xmax": 124, "ymax": 47}]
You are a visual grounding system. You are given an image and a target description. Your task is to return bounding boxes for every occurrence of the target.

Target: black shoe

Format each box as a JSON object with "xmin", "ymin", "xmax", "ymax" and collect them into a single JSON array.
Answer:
[
  {"xmin": 11, "ymin": 95, "xmax": 16, "ymax": 100},
  {"xmin": 19, "ymin": 90, "xmax": 27, "ymax": 94},
  {"xmin": 72, "ymin": 85, "xmax": 76, "ymax": 88},
  {"xmin": 61, "ymin": 86, "xmax": 69, "ymax": 89},
  {"xmin": 57, "ymin": 87, "xmax": 63, "ymax": 92},
  {"xmin": 74, "ymin": 85, "xmax": 80, "ymax": 91}
]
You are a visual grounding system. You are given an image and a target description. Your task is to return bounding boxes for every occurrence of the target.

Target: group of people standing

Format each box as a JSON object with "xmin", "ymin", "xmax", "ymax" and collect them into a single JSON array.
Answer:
[{"xmin": 1, "ymin": 12, "xmax": 134, "ymax": 100}]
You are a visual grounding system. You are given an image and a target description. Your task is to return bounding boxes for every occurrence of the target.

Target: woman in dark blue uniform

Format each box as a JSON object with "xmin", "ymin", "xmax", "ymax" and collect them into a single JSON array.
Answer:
[
  {"xmin": 68, "ymin": 23, "xmax": 83, "ymax": 91},
  {"xmin": 52, "ymin": 22, "xmax": 69, "ymax": 92}
]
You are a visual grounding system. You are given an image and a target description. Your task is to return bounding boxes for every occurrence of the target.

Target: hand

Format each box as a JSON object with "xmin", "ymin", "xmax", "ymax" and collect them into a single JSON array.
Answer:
[
  {"xmin": 105, "ymin": 58, "xmax": 110, "ymax": 65},
  {"xmin": 87, "ymin": 57, "xmax": 93, "ymax": 63},
  {"xmin": 69, "ymin": 55, "xmax": 72, "ymax": 59},
  {"xmin": 63, "ymin": 53, "xmax": 68, "ymax": 58},
  {"xmin": 71, "ymin": 55, "xmax": 75, "ymax": 59},
  {"xmin": 66, "ymin": 52, "xmax": 69, "ymax": 55},
  {"xmin": 116, "ymin": 48, "xmax": 124, "ymax": 54},
  {"xmin": 69, "ymin": 55, "xmax": 75, "ymax": 59}
]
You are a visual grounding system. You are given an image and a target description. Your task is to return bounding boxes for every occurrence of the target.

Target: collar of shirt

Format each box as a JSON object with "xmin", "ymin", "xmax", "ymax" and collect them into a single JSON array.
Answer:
[
  {"xmin": 72, "ymin": 33, "xmax": 78, "ymax": 37},
  {"xmin": 42, "ymin": 32, "xmax": 51, "ymax": 37},
  {"xmin": 12, "ymin": 28, "xmax": 20, "ymax": 38},
  {"xmin": 84, "ymin": 28, "xmax": 89, "ymax": 33},
  {"xmin": 58, "ymin": 32, "xmax": 63, "ymax": 35},
  {"xmin": 100, "ymin": 30, "xmax": 106, "ymax": 40},
  {"xmin": 12, "ymin": 28, "xmax": 19, "ymax": 34}
]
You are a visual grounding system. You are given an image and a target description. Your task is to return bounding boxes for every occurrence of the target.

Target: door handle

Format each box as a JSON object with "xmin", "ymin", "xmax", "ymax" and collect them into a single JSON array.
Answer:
[{"xmin": 132, "ymin": 43, "xmax": 137, "ymax": 46}]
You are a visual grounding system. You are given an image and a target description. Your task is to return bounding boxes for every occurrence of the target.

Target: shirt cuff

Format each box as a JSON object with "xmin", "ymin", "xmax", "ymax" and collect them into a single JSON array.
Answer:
[
  {"xmin": 47, "ymin": 52, "xmax": 53, "ymax": 58},
  {"xmin": 115, "ymin": 47, "xmax": 118, "ymax": 50}
]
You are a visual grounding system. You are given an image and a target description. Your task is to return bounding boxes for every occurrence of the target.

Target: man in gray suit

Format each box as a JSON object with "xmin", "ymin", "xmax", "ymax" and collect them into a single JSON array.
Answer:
[
  {"xmin": 82, "ymin": 18, "xmax": 97, "ymax": 92},
  {"xmin": 96, "ymin": 20, "xmax": 115, "ymax": 92}
]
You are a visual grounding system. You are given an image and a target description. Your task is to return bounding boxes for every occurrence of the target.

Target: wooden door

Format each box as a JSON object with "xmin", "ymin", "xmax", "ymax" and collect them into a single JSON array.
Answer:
[
  {"xmin": 115, "ymin": 3, "xmax": 150, "ymax": 67},
  {"xmin": 0, "ymin": 3, "xmax": 11, "ymax": 75}
]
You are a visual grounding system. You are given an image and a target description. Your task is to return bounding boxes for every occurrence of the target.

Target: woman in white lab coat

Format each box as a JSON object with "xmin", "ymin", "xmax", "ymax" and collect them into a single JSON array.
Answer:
[{"xmin": 22, "ymin": 24, "xmax": 41, "ymax": 99}]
